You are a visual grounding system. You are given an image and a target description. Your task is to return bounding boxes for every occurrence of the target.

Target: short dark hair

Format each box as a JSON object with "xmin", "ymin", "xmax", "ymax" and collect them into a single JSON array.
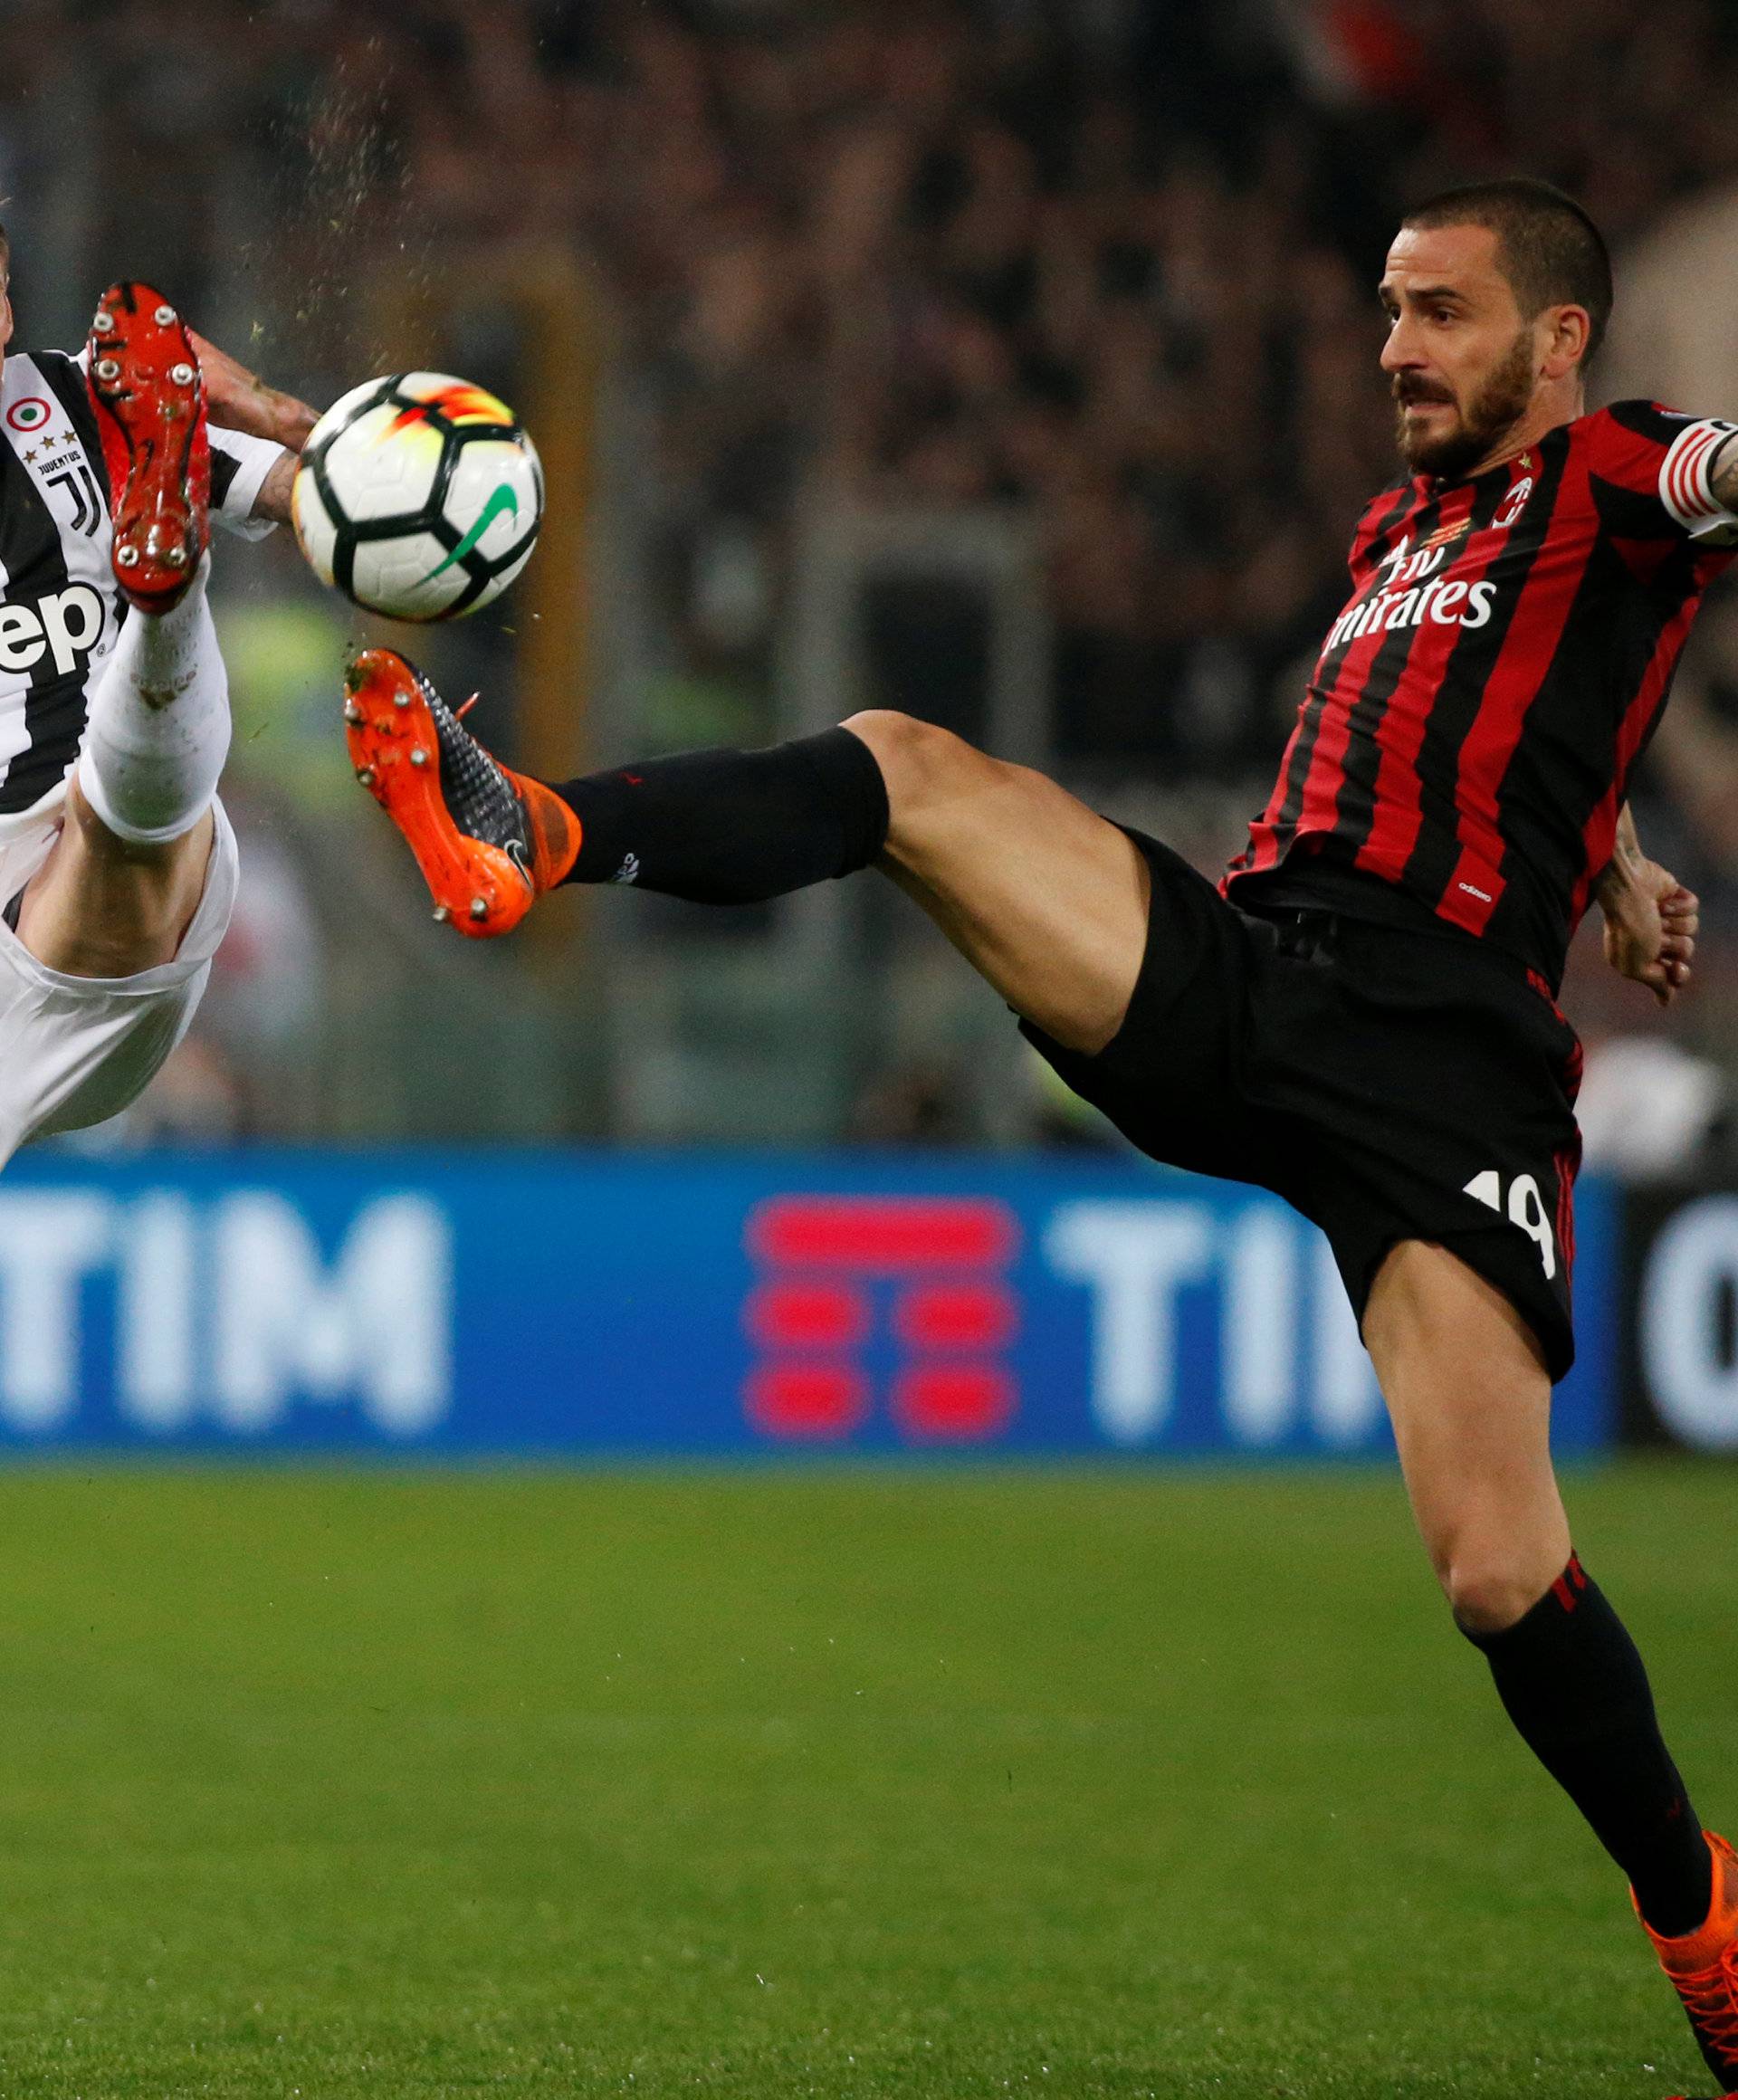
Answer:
[
  {"xmin": 0, "ymin": 219, "xmax": 8, "ymax": 286},
  {"xmin": 1402, "ymin": 178, "xmax": 1613, "ymax": 363}
]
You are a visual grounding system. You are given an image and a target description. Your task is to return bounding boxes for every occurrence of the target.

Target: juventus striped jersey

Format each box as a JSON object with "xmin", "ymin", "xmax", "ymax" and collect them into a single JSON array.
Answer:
[
  {"xmin": 0, "ymin": 346, "xmax": 282, "ymax": 815},
  {"xmin": 1224, "ymin": 402, "xmax": 1738, "ymax": 987}
]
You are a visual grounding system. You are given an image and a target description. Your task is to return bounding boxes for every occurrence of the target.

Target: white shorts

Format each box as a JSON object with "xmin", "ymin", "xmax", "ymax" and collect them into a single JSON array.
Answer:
[{"xmin": 0, "ymin": 778, "xmax": 239, "ymax": 1166}]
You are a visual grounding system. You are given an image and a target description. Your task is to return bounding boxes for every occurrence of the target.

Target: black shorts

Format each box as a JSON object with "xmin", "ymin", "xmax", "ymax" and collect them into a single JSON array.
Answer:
[{"xmin": 1022, "ymin": 833, "xmax": 1585, "ymax": 1381}]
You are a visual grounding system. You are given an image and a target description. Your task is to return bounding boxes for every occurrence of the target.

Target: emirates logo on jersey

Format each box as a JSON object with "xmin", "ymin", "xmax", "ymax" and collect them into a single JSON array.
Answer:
[{"xmin": 1324, "ymin": 534, "xmax": 1497, "ymax": 654}]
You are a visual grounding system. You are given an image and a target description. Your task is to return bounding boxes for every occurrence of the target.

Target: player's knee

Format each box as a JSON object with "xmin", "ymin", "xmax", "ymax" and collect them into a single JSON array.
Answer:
[
  {"xmin": 840, "ymin": 710, "xmax": 979, "ymax": 815},
  {"xmin": 1444, "ymin": 1553, "xmax": 1551, "ymax": 1637}
]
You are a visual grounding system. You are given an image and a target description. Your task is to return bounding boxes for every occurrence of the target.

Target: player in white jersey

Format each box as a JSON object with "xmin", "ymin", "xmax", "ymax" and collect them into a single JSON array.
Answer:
[{"xmin": 0, "ymin": 230, "xmax": 316, "ymax": 1164}]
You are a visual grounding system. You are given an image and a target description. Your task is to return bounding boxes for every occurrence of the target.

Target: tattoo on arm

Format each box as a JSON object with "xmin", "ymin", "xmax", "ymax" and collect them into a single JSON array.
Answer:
[
  {"xmin": 189, "ymin": 329, "xmax": 320, "ymax": 453},
  {"xmin": 252, "ymin": 450, "xmax": 298, "ymax": 528}
]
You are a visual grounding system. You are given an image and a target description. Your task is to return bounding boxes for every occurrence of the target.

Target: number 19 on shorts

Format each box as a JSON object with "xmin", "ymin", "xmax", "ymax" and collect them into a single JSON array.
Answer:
[{"xmin": 1464, "ymin": 1169, "xmax": 1557, "ymax": 1278}]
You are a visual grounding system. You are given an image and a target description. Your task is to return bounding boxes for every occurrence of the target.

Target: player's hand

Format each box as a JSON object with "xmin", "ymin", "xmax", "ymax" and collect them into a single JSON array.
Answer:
[
  {"xmin": 1600, "ymin": 858, "xmax": 1697, "ymax": 1006},
  {"xmin": 188, "ymin": 330, "xmax": 320, "ymax": 453}
]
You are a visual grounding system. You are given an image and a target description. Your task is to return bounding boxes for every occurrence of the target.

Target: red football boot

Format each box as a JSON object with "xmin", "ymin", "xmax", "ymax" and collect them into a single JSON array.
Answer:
[
  {"xmin": 86, "ymin": 282, "xmax": 210, "ymax": 614},
  {"xmin": 1640, "ymin": 1833, "xmax": 1738, "ymax": 2097},
  {"xmin": 343, "ymin": 649, "xmax": 580, "ymax": 939}
]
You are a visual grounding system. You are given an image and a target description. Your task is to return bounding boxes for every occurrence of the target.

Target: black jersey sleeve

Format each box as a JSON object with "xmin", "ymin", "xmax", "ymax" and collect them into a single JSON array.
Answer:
[{"xmin": 1590, "ymin": 401, "xmax": 1738, "ymax": 547}]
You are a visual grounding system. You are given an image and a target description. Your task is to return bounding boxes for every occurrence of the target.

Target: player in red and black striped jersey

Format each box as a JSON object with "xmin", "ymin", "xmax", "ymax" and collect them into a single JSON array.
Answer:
[
  {"xmin": 1227, "ymin": 395, "xmax": 1736, "ymax": 991},
  {"xmin": 349, "ymin": 177, "xmax": 1738, "ymax": 2095}
]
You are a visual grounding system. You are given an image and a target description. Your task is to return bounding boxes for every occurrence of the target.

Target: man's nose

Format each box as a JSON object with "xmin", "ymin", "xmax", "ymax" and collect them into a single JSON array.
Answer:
[{"xmin": 1380, "ymin": 314, "xmax": 1425, "ymax": 373}]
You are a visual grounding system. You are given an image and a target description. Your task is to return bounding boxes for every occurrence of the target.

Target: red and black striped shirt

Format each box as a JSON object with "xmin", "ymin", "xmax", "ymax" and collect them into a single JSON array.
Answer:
[{"xmin": 1224, "ymin": 402, "xmax": 1738, "ymax": 987}]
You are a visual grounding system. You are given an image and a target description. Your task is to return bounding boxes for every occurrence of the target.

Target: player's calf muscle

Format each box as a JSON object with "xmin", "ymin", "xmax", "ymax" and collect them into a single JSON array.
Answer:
[
  {"xmin": 842, "ymin": 708, "xmax": 1149, "ymax": 1054},
  {"xmin": 842, "ymin": 710, "xmax": 1073, "ymax": 869},
  {"xmin": 840, "ymin": 709, "xmax": 996, "ymax": 835}
]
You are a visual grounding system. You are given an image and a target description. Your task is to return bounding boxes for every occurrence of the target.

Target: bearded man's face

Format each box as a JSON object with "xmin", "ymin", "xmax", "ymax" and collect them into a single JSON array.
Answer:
[
  {"xmin": 1380, "ymin": 224, "xmax": 1546, "ymax": 482},
  {"xmin": 1392, "ymin": 324, "xmax": 1537, "ymax": 480}
]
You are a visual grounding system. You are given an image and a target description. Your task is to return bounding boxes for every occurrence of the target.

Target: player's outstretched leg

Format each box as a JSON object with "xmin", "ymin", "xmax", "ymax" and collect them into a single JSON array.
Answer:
[
  {"xmin": 14, "ymin": 283, "xmax": 231, "ymax": 978},
  {"xmin": 345, "ymin": 660, "xmax": 1147, "ymax": 1052},
  {"xmin": 343, "ymin": 647, "xmax": 887, "ymax": 940},
  {"xmin": 1364, "ymin": 1243, "xmax": 1738, "ymax": 2097}
]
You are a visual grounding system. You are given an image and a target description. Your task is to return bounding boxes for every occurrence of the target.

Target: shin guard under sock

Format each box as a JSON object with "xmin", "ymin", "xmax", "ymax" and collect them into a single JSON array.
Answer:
[
  {"xmin": 547, "ymin": 728, "xmax": 889, "ymax": 904},
  {"xmin": 1463, "ymin": 1555, "xmax": 1713, "ymax": 1935},
  {"xmin": 78, "ymin": 561, "xmax": 230, "ymax": 845}
]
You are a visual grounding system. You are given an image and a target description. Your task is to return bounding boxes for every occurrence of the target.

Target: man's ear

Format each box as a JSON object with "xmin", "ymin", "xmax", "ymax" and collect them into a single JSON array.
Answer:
[
  {"xmin": 1541, "ymin": 302, "xmax": 1590, "ymax": 383},
  {"xmin": 0, "ymin": 288, "xmax": 14, "ymax": 353}
]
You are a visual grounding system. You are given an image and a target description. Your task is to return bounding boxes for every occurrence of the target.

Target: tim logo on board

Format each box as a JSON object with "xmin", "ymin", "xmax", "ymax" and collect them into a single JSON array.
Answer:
[
  {"xmin": 739, "ymin": 1186, "xmax": 1389, "ymax": 1455},
  {"xmin": 0, "ymin": 1187, "xmax": 452, "ymax": 1442},
  {"xmin": 1042, "ymin": 1197, "xmax": 1384, "ymax": 1451},
  {"xmin": 741, "ymin": 1195, "xmax": 1021, "ymax": 1443}
]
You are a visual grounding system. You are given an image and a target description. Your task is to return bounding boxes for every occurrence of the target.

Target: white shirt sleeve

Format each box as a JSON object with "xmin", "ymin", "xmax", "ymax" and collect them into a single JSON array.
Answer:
[
  {"xmin": 208, "ymin": 425, "xmax": 287, "ymax": 540},
  {"xmin": 1659, "ymin": 418, "xmax": 1738, "ymax": 543}
]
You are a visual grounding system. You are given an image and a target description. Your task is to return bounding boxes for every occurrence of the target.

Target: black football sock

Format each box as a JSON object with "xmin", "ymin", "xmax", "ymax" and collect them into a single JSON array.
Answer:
[
  {"xmin": 1462, "ymin": 1555, "xmax": 1714, "ymax": 1936},
  {"xmin": 546, "ymin": 728, "xmax": 889, "ymax": 904}
]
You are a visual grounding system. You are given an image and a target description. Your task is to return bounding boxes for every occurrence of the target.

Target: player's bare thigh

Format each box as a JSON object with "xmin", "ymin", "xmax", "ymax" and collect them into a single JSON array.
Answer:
[
  {"xmin": 842, "ymin": 711, "xmax": 1150, "ymax": 1055},
  {"xmin": 13, "ymin": 778, "xmax": 212, "ymax": 979},
  {"xmin": 1363, "ymin": 1238, "xmax": 1570, "ymax": 1634}
]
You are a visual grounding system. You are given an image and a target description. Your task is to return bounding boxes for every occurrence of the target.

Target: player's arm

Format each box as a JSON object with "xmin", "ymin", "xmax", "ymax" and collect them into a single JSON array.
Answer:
[
  {"xmin": 1597, "ymin": 803, "xmax": 1697, "ymax": 1007},
  {"xmin": 1711, "ymin": 432, "xmax": 1738, "ymax": 515},
  {"xmin": 246, "ymin": 449, "xmax": 298, "ymax": 528},
  {"xmin": 188, "ymin": 329, "xmax": 318, "ymax": 526}
]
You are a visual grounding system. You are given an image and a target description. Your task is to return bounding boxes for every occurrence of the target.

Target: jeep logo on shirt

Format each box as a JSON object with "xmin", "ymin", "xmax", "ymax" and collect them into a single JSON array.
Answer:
[{"xmin": 0, "ymin": 584, "xmax": 105, "ymax": 677}]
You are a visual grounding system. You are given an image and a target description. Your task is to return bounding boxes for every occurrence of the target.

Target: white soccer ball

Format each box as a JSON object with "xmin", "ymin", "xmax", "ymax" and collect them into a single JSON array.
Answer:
[{"xmin": 291, "ymin": 372, "xmax": 544, "ymax": 621}]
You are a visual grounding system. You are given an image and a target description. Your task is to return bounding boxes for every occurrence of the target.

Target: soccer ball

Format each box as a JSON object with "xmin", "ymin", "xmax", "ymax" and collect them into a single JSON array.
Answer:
[{"xmin": 291, "ymin": 372, "xmax": 544, "ymax": 621}]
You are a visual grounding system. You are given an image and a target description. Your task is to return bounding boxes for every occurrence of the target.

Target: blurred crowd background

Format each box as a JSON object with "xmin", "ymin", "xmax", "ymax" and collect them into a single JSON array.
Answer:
[{"xmin": 4, "ymin": 0, "xmax": 1738, "ymax": 1173}]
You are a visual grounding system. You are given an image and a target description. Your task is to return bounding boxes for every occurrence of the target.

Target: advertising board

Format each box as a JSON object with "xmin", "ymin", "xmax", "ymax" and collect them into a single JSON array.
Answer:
[
  {"xmin": 1622, "ymin": 1187, "xmax": 1738, "ymax": 1453},
  {"xmin": 0, "ymin": 1151, "xmax": 1617, "ymax": 1456}
]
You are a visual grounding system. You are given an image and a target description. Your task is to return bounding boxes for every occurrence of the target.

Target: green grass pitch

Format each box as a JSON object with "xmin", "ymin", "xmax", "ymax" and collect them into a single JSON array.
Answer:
[{"xmin": 0, "ymin": 1461, "xmax": 1731, "ymax": 2098}]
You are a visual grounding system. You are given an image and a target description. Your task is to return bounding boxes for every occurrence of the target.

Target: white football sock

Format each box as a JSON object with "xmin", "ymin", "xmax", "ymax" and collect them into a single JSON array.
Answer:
[{"xmin": 76, "ymin": 560, "xmax": 232, "ymax": 846}]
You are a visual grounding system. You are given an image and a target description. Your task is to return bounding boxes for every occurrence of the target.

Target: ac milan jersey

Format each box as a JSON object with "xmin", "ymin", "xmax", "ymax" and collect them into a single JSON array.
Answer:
[
  {"xmin": 0, "ymin": 348, "xmax": 281, "ymax": 815},
  {"xmin": 1225, "ymin": 402, "xmax": 1738, "ymax": 986}
]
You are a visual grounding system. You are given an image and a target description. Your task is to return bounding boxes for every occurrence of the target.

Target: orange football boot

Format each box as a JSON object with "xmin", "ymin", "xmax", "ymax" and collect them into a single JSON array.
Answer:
[
  {"xmin": 1640, "ymin": 1832, "xmax": 1738, "ymax": 2096},
  {"xmin": 343, "ymin": 649, "xmax": 579, "ymax": 938},
  {"xmin": 86, "ymin": 282, "xmax": 210, "ymax": 614}
]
